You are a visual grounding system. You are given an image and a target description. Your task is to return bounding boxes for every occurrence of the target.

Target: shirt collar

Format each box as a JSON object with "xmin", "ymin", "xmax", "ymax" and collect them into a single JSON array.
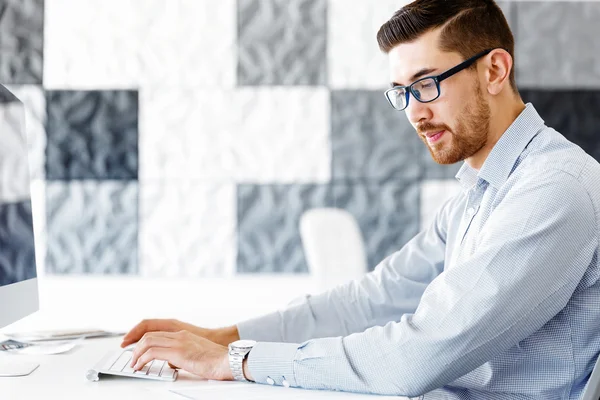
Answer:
[{"xmin": 455, "ymin": 103, "xmax": 545, "ymax": 191}]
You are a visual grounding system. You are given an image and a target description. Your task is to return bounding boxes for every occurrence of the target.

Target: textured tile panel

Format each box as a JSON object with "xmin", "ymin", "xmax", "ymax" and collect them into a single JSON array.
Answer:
[
  {"xmin": 139, "ymin": 181, "xmax": 236, "ymax": 277},
  {"xmin": 0, "ymin": 200, "xmax": 37, "ymax": 286},
  {"xmin": 516, "ymin": 2, "xmax": 600, "ymax": 88},
  {"xmin": 521, "ymin": 90, "xmax": 600, "ymax": 162},
  {"xmin": 140, "ymin": 87, "xmax": 329, "ymax": 182},
  {"xmin": 237, "ymin": 0, "xmax": 327, "ymax": 85},
  {"xmin": 333, "ymin": 180, "xmax": 420, "ymax": 271},
  {"xmin": 237, "ymin": 184, "xmax": 332, "ymax": 273},
  {"xmin": 44, "ymin": 0, "xmax": 235, "ymax": 88},
  {"xmin": 45, "ymin": 181, "xmax": 138, "ymax": 275},
  {"xmin": 0, "ymin": 0, "xmax": 43, "ymax": 84},
  {"xmin": 45, "ymin": 90, "xmax": 138, "ymax": 180}
]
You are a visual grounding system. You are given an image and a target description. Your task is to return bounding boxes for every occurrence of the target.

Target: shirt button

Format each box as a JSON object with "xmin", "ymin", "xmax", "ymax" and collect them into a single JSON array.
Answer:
[
  {"xmin": 266, "ymin": 377, "xmax": 275, "ymax": 385},
  {"xmin": 282, "ymin": 379, "xmax": 290, "ymax": 388},
  {"xmin": 467, "ymin": 207, "xmax": 475, "ymax": 215}
]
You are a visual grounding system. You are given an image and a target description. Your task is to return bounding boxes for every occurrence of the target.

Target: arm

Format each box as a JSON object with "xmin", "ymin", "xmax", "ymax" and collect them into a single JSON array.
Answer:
[
  {"xmin": 236, "ymin": 195, "xmax": 453, "ymax": 343},
  {"xmin": 246, "ymin": 170, "xmax": 598, "ymax": 396}
]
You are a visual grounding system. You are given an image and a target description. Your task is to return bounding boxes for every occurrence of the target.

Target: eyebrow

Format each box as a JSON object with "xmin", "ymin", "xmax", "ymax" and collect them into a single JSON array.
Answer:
[{"xmin": 390, "ymin": 67, "xmax": 438, "ymax": 88}]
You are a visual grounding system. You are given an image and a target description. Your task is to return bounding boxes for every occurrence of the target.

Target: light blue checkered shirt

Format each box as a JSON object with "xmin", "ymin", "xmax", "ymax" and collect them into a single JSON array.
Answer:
[{"xmin": 237, "ymin": 103, "xmax": 600, "ymax": 399}]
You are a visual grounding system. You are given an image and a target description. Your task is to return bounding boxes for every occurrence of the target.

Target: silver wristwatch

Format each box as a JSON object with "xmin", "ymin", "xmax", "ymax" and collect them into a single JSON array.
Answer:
[{"xmin": 228, "ymin": 339, "xmax": 256, "ymax": 382}]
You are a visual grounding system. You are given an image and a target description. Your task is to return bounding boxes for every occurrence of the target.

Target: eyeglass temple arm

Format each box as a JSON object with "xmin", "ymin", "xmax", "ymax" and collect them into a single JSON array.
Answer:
[{"xmin": 437, "ymin": 48, "xmax": 494, "ymax": 83}]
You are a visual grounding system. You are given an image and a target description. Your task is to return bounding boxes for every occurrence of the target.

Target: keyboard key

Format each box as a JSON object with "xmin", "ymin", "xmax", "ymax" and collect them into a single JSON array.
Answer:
[
  {"xmin": 122, "ymin": 365, "xmax": 136, "ymax": 374},
  {"xmin": 134, "ymin": 362, "xmax": 151, "ymax": 375},
  {"xmin": 110, "ymin": 351, "xmax": 132, "ymax": 372},
  {"xmin": 160, "ymin": 366, "xmax": 176, "ymax": 379},
  {"xmin": 148, "ymin": 360, "xmax": 165, "ymax": 377}
]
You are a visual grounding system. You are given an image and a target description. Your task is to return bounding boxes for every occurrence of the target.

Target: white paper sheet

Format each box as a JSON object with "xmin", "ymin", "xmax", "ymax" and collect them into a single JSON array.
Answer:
[
  {"xmin": 169, "ymin": 380, "xmax": 409, "ymax": 400},
  {"xmin": 12, "ymin": 338, "xmax": 85, "ymax": 355}
]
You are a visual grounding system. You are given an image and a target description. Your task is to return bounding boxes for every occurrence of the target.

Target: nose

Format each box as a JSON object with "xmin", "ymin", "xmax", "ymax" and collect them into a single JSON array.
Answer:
[{"xmin": 404, "ymin": 96, "xmax": 433, "ymax": 126}]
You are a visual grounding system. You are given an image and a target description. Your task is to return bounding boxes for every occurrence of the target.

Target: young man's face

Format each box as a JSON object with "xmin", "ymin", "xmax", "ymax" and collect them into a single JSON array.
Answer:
[{"xmin": 388, "ymin": 27, "xmax": 491, "ymax": 165}]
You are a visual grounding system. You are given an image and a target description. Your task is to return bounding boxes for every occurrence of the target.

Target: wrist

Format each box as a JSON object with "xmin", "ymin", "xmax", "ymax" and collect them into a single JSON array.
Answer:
[
  {"xmin": 213, "ymin": 325, "xmax": 240, "ymax": 346},
  {"xmin": 220, "ymin": 347, "xmax": 235, "ymax": 381},
  {"xmin": 242, "ymin": 358, "xmax": 254, "ymax": 382}
]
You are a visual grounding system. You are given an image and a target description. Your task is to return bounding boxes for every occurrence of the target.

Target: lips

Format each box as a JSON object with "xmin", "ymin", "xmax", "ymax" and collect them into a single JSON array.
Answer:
[{"xmin": 425, "ymin": 130, "xmax": 445, "ymax": 143}]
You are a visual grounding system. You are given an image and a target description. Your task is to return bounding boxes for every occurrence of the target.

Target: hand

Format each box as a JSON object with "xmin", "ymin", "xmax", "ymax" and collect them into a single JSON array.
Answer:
[
  {"xmin": 121, "ymin": 319, "xmax": 239, "ymax": 348},
  {"xmin": 128, "ymin": 330, "xmax": 233, "ymax": 380}
]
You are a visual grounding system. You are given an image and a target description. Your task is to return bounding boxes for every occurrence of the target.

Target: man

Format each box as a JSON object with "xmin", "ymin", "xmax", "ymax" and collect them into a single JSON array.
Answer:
[{"xmin": 123, "ymin": 0, "xmax": 600, "ymax": 398}]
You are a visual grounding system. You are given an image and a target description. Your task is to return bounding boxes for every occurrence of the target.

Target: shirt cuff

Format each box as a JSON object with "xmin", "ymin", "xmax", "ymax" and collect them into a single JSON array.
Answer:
[
  {"xmin": 247, "ymin": 342, "xmax": 300, "ymax": 387},
  {"xmin": 236, "ymin": 311, "xmax": 284, "ymax": 342}
]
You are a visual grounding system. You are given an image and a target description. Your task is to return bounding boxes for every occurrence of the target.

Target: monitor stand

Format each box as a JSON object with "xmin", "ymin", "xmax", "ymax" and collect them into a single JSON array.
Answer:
[{"xmin": 0, "ymin": 358, "xmax": 39, "ymax": 377}]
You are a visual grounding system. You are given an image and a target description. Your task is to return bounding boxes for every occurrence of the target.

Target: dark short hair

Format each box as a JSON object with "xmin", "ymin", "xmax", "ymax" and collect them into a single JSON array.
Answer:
[{"xmin": 377, "ymin": 0, "xmax": 517, "ymax": 92}]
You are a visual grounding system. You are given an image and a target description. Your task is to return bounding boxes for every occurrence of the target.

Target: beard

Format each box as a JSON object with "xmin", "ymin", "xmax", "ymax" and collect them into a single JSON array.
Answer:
[{"xmin": 418, "ymin": 81, "xmax": 491, "ymax": 165}]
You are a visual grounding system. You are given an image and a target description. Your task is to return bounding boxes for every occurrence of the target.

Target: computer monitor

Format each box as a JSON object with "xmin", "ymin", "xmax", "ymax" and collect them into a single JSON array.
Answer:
[{"xmin": 0, "ymin": 84, "xmax": 40, "ymax": 375}]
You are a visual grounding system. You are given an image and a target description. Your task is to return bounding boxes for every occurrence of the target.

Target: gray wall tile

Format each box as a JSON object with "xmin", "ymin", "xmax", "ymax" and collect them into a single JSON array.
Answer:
[
  {"xmin": 45, "ymin": 90, "xmax": 138, "ymax": 180},
  {"xmin": 521, "ymin": 90, "xmax": 600, "ymax": 162},
  {"xmin": 236, "ymin": 180, "xmax": 420, "ymax": 274},
  {"xmin": 516, "ymin": 2, "xmax": 600, "ymax": 88},
  {"xmin": 45, "ymin": 181, "xmax": 138, "ymax": 275},
  {"xmin": 331, "ymin": 90, "xmax": 460, "ymax": 182},
  {"xmin": 0, "ymin": 0, "xmax": 43, "ymax": 84},
  {"xmin": 237, "ymin": 184, "xmax": 332, "ymax": 273},
  {"xmin": 0, "ymin": 201, "xmax": 37, "ymax": 286},
  {"xmin": 237, "ymin": 0, "xmax": 327, "ymax": 85},
  {"xmin": 497, "ymin": 2, "xmax": 514, "ymax": 33},
  {"xmin": 333, "ymin": 181, "xmax": 420, "ymax": 271}
]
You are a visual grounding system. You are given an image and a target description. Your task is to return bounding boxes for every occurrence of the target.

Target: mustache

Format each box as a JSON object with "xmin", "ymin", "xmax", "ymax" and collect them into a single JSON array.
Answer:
[{"xmin": 417, "ymin": 123, "xmax": 451, "ymax": 136}]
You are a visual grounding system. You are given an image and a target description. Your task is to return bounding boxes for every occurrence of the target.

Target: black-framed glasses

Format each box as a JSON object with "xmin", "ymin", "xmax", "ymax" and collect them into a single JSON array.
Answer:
[{"xmin": 384, "ymin": 48, "xmax": 493, "ymax": 111}]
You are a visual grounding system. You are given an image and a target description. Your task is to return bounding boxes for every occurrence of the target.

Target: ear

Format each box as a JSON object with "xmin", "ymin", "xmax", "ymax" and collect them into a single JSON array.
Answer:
[{"xmin": 484, "ymin": 49, "xmax": 513, "ymax": 96}]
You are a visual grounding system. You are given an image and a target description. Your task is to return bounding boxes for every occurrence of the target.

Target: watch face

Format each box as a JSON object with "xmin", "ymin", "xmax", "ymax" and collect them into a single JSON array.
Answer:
[{"xmin": 232, "ymin": 339, "xmax": 256, "ymax": 349}]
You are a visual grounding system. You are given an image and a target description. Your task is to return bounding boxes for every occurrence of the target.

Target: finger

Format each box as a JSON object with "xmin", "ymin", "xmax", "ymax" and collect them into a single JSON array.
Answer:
[
  {"xmin": 121, "ymin": 320, "xmax": 154, "ymax": 347},
  {"xmin": 133, "ymin": 347, "xmax": 181, "ymax": 372},
  {"xmin": 168, "ymin": 362, "xmax": 179, "ymax": 369},
  {"xmin": 121, "ymin": 319, "xmax": 172, "ymax": 347},
  {"xmin": 129, "ymin": 333, "xmax": 178, "ymax": 368}
]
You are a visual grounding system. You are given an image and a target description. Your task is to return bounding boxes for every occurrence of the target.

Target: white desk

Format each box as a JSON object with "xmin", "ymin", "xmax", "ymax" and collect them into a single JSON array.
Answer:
[
  {"xmin": 0, "ymin": 277, "xmax": 411, "ymax": 399},
  {"xmin": 0, "ymin": 336, "xmax": 204, "ymax": 400},
  {"xmin": 0, "ymin": 337, "xmax": 409, "ymax": 400}
]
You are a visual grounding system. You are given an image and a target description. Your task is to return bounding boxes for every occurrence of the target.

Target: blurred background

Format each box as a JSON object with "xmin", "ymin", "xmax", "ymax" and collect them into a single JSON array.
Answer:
[{"xmin": 1, "ymin": 0, "xmax": 599, "ymax": 331}]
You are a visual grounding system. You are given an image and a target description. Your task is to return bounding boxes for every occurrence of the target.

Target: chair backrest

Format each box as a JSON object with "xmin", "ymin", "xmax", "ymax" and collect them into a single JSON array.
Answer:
[
  {"xmin": 582, "ymin": 354, "xmax": 600, "ymax": 400},
  {"xmin": 299, "ymin": 208, "xmax": 368, "ymax": 292}
]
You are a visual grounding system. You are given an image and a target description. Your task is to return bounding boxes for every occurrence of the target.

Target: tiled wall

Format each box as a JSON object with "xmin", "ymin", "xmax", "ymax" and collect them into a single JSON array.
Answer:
[{"xmin": 1, "ymin": 0, "xmax": 599, "ymax": 277}]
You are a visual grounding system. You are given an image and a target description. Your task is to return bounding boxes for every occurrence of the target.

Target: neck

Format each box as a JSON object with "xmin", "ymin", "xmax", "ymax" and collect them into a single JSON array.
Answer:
[{"xmin": 465, "ymin": 98, "xmax": 526, "ymax": 170}]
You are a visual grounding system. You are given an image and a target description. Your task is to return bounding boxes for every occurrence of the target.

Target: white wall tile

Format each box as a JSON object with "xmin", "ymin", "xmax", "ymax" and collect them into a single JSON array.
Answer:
[
  {"xmin": 44, "ymin": 0, "xmax": 236, "ymax": 89},
  {"xmin": 328, "ymin": 0, "xmax": 409, "ymax": 89},
  {"xmin": 420, "ymin": 180, "xmax": 461, "ymax": 231},
  {"xmin": 140, "ymin": 87, "xmax": 331, "ymax": 183},
  {"xmin": 139, "ymin": 181, "xmax": 236, "ymax": 277}
]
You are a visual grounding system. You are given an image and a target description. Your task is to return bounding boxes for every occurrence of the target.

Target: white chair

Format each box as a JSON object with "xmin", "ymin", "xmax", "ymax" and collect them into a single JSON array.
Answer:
[
  {"xmin": 299, "ymin": 208, "xmax": 368, "ymax": 292},
  {"xmin": 582, "ymin": 354, "xmax": 600, "ymax": 400}
]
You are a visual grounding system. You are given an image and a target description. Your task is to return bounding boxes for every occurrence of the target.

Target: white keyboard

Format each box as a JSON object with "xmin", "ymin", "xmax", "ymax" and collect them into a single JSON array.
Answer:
[{"xmin": 86, "ymin": 346, "xmax": 178, "ymax": 382}]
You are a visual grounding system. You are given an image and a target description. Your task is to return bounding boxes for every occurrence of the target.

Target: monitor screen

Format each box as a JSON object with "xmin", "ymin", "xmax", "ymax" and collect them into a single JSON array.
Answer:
[{"xmin": 0, "ymin": 84, "xmax": 39, "ymax": 329}]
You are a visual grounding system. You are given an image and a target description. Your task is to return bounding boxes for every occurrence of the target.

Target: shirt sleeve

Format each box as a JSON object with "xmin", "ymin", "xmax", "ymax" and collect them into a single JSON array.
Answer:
[
  {"xmin": 237, "ymin": 193, "xmax": 452, "ymax": 343},
  {"xmin": 246, "ymin": 169, "xmax": 598, "ymax": 397}
]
